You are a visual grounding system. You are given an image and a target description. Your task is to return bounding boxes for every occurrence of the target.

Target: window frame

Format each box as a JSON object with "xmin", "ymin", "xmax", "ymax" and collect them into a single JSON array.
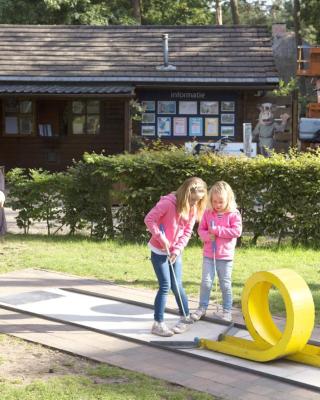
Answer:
[
  {"xmin": 70, "ymin": 99, "xmax": 101, "ymax": 136},
  {"xmin": 2, "ymin": 98, "xmax": 35, "ymax": 136}
]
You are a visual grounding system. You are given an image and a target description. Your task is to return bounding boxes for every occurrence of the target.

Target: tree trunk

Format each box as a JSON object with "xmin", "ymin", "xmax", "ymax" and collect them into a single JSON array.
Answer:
[
  {"xmin": 132, "ymin": 0, "xmax": 142, "ymax": 24},
  {"xmin": 215, "ymin": 0, "xmax": 223, "ymax": 25},
  {"xmin": 293, "ymin": 0, "xmax": 306, "ymax": 98},
  {"xmin": 230, "ymin": 0, "xmax": 240, "ymax": 25},
  {"xmin": 293, "ymin": 0, "xmax": 302, "ymax": 47}
]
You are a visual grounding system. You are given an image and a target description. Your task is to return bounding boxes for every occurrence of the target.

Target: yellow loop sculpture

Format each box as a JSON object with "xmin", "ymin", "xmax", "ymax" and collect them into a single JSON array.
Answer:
[{"xmin": 198, "ymin": 269, "xmax": 320, "ymax": 366}]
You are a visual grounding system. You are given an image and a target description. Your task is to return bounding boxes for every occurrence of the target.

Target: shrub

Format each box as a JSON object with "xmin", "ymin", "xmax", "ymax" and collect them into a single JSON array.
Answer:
[
  {"xmin": 6, "ymin": 168, "xmax": 63, "ymax": 235},
  {"xmin": 6, "ymin": 147, "xmax": 320, "ymax": 245}
]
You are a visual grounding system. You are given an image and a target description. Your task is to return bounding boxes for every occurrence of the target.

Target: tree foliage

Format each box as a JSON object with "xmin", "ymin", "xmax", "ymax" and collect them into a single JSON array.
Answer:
[
  {"xmin": 300, "ymin": 0, "xmax": 320, "ymax": 44},
  {"xmin": 0, "ymin": 0, "xmax": 214, "ymax": 25},
  {"xmin": 0, "ymin": 0, "xmax": 317, "ymax": 42},
  {"xmin": 0, "ymin": 0, "xmax": 318, "ymax": 44}
]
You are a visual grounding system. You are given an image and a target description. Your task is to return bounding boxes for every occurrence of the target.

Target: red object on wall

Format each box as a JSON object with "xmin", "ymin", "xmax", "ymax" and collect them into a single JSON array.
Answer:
[
  {"xmin": 297, "ymin": 48, "xmax": 320, "ymax": 77},
  {"xmin": 307, "ymin": 103, "xmax": 320, "ymax": 118}
]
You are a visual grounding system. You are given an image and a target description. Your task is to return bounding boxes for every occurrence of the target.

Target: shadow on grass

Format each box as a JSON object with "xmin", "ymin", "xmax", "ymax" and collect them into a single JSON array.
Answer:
[
  {"xmin": 6, "ymin": 232, "xmax": 92, "ymax": 243},
  {"xmin": 3, "ymin": 233, "xmax": 304, "ymax": 249},
  {"xmin": 111, "ymin": 278, "xmax": 201, "ymax": 291},
  {"xmin": 3, "ymin": 233, "xmax": 232, "ymax": 248}
]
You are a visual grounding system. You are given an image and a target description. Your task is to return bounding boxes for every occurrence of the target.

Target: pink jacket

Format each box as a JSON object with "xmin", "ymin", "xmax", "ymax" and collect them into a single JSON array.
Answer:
[
  {"xmin": 144, "ymin": 193, "xmax": 196, "ymax": 256},
  {"xmin": 198, "ymin": 209, "xmax": 242, "ymax": 260}
]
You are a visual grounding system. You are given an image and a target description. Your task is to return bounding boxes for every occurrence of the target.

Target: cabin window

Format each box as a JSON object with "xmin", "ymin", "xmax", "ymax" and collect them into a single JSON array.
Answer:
[
  {"xmin": 4, "ymin": 99, "xmax": 33, "ymax": 135},
  {"xmin": 71, "ymin": 100, "xmax": 100, "ymax": 135}
]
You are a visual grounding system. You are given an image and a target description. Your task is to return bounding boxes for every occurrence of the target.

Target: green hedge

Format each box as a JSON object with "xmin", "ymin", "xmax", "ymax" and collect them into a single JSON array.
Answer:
[
  {"xmin": 6, "ymin": 168, "xmax": 62, "ymax": 235},
  {"xmin": 6, "ymin": 147, "xmax": 320, "ymax": 245}
]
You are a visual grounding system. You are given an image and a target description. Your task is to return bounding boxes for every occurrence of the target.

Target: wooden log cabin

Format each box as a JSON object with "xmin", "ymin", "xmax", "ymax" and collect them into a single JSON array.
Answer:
[{"xmin": 0, "ymin": 25, "xmax": 291, "ymax": 170}]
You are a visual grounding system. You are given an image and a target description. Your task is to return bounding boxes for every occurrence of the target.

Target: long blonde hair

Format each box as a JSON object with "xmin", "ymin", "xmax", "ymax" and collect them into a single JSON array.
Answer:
[
  {"xmin": 208, "ymin": 181, "xmax": 237, "ymax": 212},
  {"xmin": 175, "ymin": 177, "xmax": 207, "ymax": 221}
]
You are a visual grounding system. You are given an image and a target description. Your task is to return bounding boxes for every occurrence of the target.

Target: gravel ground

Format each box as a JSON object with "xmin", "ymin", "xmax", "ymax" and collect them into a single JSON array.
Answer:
[
  {"xmin": 5, "ymin": 207, "xmax": 69, "ymax": 235},
  {"xmin": 0, "ymin": 335, "xmax": 98, "ymax": 385}
]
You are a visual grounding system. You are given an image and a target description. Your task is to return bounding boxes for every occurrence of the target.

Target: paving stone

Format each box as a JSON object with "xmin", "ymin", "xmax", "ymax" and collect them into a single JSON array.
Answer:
[
  {"xmin": 195, "ymin": 369, "xmax": 240, "ymax": 385},
  {"xmin": 270, "ymin": 388, "xmax": 320, "ymax": 400},
  {"xmin": 286, "ymin": 387, "xmax": 320, "ymax": 400},
  {"xmin": 246, "ymin": 383, "xmax": 283, "ymax": 396},
  {"xmin": 237, "ymin": 393, "xmax": 271, "ymax": 400}
]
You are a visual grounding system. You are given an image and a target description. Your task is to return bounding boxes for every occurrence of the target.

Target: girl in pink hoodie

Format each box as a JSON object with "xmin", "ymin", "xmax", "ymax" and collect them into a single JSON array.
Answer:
[
  {"xmin": 191, "ymin": 181, "xmax": 242, "ymax": 323},
  {"xmin": 144, "ymin": 177, "xmax": 207, "ymax": 337}
]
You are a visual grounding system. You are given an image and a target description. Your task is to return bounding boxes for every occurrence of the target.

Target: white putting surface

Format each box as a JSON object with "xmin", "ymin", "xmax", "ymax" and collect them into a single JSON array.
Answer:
[{"xmin": 0, "ymin": 288, "xmax": 319, "ymax": 390}]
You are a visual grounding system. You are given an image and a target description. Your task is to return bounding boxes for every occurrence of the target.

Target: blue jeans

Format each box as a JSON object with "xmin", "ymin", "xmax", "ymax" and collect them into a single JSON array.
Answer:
[
  {"xmin": 199, "ymin": 257, "xmax": 233, "ymax": 311},
  {"xmin": 151, "ymin": 252, "xmax": 189, "ymax": 322}
]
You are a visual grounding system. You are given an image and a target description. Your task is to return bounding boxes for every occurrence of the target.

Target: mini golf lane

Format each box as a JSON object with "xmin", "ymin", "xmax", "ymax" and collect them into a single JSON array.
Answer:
[{"xmin": 0, "ymin": 288, "xmax": 319, "ymax": 391}]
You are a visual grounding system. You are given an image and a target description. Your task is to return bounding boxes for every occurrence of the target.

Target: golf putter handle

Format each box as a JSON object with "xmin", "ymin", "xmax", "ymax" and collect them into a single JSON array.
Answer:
[
  {"xmin": 210, "ymin": 220, "xmax": 216, "ymax": 251},
  {"xmin": 159, "ymin": 224, "xmax": 170, "ymax": 255},
  {"xmin": 217, "ymin": 322, "xmax": 235, "ymax": 341}
]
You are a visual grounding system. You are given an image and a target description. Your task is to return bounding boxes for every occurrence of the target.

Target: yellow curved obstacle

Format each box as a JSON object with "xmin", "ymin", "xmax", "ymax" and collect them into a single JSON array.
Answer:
[{"xmin": 198, "ymin": 269, "xmax": 320, "ymax": 366}]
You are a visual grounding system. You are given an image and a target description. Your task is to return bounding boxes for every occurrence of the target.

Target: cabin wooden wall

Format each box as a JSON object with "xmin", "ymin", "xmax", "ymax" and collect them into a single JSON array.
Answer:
[{"xmin": 0, "ymin": 98, "xmax": 126, "ymax": 171}]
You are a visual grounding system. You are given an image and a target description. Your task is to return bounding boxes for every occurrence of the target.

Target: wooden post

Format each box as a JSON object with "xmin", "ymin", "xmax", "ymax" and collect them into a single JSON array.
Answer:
[
  {"xmin": 0, "ymin": 166, "xmax": 4, "ymax": 191},
  {"xmin": 292, "ymin": 89, "xmax": 299, "ymax": 147},
  {"xmin": 316, "ymin": 79, "xmax": 320, "ymax": 104},
  {"xmin": 124, "ymin": 100, "xmax": 132, "ymax": 152},
  {"xmin": 242, "ymin": 91, "xmax": 248, "ymax": 135}
]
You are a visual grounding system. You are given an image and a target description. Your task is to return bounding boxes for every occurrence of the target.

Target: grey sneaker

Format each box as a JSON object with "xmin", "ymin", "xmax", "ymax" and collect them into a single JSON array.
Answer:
[
  {"xmin": 172, "ymin": 316, "xmax": 193, "ymax": 334},
  {"xmin": 213, "ymin": 309, "xmax": 232, "ymax": 322},
  {"xmin": 190, "ymin": 307, "xmax": 206, "ymax": 321},
  {"xmin": 151, "ymin": 321, "xmax": 174, "ymax": 337},
  {"xmin": 222, "ymin": 310, "xmax": 232, "ymax": 322}
]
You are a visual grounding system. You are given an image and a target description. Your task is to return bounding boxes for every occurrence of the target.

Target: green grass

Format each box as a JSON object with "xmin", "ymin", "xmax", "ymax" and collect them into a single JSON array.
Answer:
[
  {"xmin": 0, "ymin": 364, "xmax": 215, "ymax": 400},
  {"xmin": 1, "ymin": 233, "xmax": 320, "ymax": 322}
]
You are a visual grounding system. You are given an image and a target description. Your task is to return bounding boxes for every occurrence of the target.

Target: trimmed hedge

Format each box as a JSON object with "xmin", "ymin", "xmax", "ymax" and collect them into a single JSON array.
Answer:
[
  {"xmin": 6, "ymin": 147, "xmax": 320, "ymax": 245},
  {"xmin": 6, "ymin": 168, "xmax": 62, "ymax": 235}
]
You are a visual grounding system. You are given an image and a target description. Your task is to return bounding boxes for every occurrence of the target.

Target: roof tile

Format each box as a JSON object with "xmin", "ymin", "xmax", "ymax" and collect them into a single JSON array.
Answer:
[{"xmin": 0, "ymin": 25, "xmax": 279, "ymax": 84}]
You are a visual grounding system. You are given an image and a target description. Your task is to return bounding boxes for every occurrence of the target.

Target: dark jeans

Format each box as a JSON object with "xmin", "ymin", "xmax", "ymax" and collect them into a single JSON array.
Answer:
[{"xmin": 151, "ymin": 252, "xmax": 189, "ymax": 322}]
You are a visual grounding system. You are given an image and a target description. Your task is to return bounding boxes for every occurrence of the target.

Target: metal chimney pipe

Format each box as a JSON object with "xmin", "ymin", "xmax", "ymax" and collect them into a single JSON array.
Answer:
[
  {"xmin": 163, "ymin": 34, "xmax": 169, "ymax": 67},
  {"xmin": 156, "ymin": 33, "xmax": 176, "ymax": 71}
]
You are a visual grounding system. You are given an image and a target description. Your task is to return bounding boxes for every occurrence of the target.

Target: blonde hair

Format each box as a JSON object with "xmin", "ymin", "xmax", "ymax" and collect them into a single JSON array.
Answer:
[
  {"xmin": 208, "ymin": 181, "xmax": 237, "ymax": 212},
  {"xmin": 175, "ymin": 177, "xmax": 207, "ymax": 221}
]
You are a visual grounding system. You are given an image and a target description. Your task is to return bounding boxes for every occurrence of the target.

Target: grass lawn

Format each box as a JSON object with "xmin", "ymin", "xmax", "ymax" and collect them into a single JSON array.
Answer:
[
  {"xmin": 1, "ymin": 233, "xmax": 319, "ymax": 322},
  {"xmin": 0, "ymin": 376, "xmax": 214, "ymax": 400},
  {"xmin": 0, "ymin": 335, "xmax": 215, "ymax": 400}
]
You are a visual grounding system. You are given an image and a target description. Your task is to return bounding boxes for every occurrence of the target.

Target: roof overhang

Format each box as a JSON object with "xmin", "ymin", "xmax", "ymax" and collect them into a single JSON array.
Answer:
[
  {"xmin": 0, "ymin": 76, "xmax": 279, "ymax": 85},
  {"xmin": 0, "ymin": 83, "xmax": 135, "ymax": 96}
]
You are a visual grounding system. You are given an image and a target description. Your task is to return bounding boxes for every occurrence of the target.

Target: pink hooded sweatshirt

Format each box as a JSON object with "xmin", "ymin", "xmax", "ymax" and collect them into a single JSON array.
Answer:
[
  {"xmin": 198, "ymin": 209, "xmax": 242, "ymax": 260},
  {"xmin": 144, "ymin": 193, "xmax": 196, "ymax": 256}
]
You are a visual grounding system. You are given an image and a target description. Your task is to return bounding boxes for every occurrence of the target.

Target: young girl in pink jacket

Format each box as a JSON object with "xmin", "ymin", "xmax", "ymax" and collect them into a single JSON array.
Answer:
[
  {"xmin": 144, "ymin": 177, "xmax": 207, "ymax": 337},
  {"xmin": 191, "ymin": 181, "xmax": 242, "ymax": 322}
]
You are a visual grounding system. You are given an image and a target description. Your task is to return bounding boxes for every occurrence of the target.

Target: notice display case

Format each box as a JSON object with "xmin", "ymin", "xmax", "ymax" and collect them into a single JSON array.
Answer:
[{"xmin": 139, "ymin": 90, "xmax": 237, "ymax": 139}]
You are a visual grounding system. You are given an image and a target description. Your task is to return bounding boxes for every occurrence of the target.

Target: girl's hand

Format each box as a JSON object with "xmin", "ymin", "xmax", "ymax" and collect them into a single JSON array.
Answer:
[
  {"xmin": 160, "ymin": 235, "xmax": 170, "ymax": 253},
  {"xmin": 169, "ymin": 254, "xmax": 177, "ymax": 264},
  {"xmin": 209, "ymin": 233, "xmax": 216, "ymax": 241}
]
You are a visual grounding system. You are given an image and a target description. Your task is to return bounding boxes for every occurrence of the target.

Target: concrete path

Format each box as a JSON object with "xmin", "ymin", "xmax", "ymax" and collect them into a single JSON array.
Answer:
[{"xmin": 0, "ymin": 269, "xmax": 319, "ymax": 400}]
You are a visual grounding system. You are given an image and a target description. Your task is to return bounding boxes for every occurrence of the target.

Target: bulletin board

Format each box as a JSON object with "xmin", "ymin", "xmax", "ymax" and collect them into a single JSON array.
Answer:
[{"xmin": 139, "ymin": 90, "xmax": 237, "ymax": 139}]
